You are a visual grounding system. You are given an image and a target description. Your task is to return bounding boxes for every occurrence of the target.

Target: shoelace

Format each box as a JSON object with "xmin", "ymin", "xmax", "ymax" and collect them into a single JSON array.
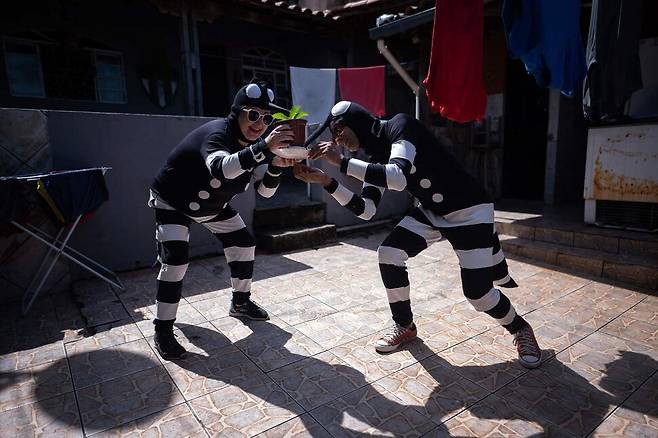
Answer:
[
  {"xmin": 514, "ymin": 328, "xmax": 539, "ymax": 356},
  {"xmin": 382, "ymin": 324, "xmax": 407, "ymax": 343}
]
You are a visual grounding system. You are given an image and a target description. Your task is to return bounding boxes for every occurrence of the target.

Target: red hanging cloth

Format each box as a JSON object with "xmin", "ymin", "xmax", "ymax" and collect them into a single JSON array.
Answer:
[
  {"xmin": 338, "ymin": 66, "xmax": 386, "ymax": 116},
  {"xmin": 423, "ymin": 0, "xmax": 487, "ymax": 123}
]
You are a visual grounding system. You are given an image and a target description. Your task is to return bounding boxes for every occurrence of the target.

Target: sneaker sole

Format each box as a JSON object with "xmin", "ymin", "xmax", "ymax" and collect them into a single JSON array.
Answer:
[
  {"xmin": 155, "ymin": 348, "xmax": 187, "ymax": 361},
  {"xmin": 229, "ymin": 311, "xmax": 270, "ymax": 321},
  {"xmin": 374, "ymin": 334, "xmax": 417, "ymax": 353},
  {"xmin": 519, "ymin": 355, "xmax": 542, "ymax": 369}
]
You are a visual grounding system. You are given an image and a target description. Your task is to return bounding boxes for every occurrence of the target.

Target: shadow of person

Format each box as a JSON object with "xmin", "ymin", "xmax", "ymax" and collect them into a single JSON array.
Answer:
[{"xmin": 408, "ymin": 339, "xmax": 658, "ymax": 436}]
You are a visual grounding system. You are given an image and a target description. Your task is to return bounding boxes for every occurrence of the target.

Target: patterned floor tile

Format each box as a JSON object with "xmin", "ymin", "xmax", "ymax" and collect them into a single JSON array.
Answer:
[
  {"xmin": 80, "ymin": 300, "xmax": 130, "ymax": 327},
  {"xmin": 211, "ymin": 316, "xmax": 323, "ymax": 372},
  {"xmin": 253, "ymin": 414, "xmax": 331, "ymax": 438},
  {"xmin": 145, "ymin": 321, "xmax": 233, "ymax": 363},
  {"xmin": 189, "ymin": 373, "xmax": 303, "ymax": 437},
  {"xmin": 427, "ymin": 394, "xmax": 573, "ymax": 437},
  {"xmin": 268, "ymin": 351, "xmax": 365, "ymax": 410},
  {"xmin": 623, "ymin": 299, "xmax": 658, "ymax": 326},
  {"xmin": 591, "ymin": 373, "xmax": 658, "ymax": 437},
  {"xmin": 372, "ymin": 354, "xmax": 490, "ymax": 425},
  {"xmin": 266, "ymin": 295, "xmax": 337, "ymax": 326},
  {"xmin": 77, "ymin": 366, "xmax": 183, "ymax": 435},
  {"xmin": 602, "ymin": 315, "xmax": 658, "ymax": 349},
  {"xmin": 134, "ymin": 304, "xmax": 207, "ymax": 338},
  {"xmin": 164, "ymin": 345, "xmax": 263, "ymax": 400},
  {"xmin": 437, "ymin": 335, "xmax": 527, "ymax": 392},
  {"xmin": 308, "ymin": 281, "xmax": 388, "ymax": 312},
  {"xmin": 68, "ymin": 338, "xmax": 160, "ymax": 389},
  {"xmin": 310, "ymin": 384, "xmax": 437, "ymax": 437},
  {"xmin": 0, "ymin": 358, "xmax": 72, "ymax": 412},
  {"xmin": 554, "ymin": 332, "xmax": 658, "ymax": 396},
  {"xmin": 497, "ymin": 360, "xmax": 616, "ymax": 437},
  {"xmin": 0, "ymin": 392, "xmax": 82, "ymax": 438},
  {"xmin": 91, "ymin": 403, "xmax": 207, "ymax": 438},
  {"xmin": 0, "ymin": 339, "xmax": 66, "ymax": 373},
  {"xmin": 414, "ymin": 315, "xmax": 480, "ymax": 355},
  {"xmin": 65, "ymin": 319, "xmax": 143, "ymax": 356}
]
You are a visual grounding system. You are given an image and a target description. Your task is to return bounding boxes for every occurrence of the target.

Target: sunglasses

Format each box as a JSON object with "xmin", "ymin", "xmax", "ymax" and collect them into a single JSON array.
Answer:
[{"xmin": 243, "ymin": 108, "xmax": 274, "ymax": 126}]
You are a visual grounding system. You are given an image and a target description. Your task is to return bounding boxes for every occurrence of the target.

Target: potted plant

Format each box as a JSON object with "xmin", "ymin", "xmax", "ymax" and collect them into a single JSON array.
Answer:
[{"xmin": 272, "ymin": 105, "xmax": 309, "ymax": 146}]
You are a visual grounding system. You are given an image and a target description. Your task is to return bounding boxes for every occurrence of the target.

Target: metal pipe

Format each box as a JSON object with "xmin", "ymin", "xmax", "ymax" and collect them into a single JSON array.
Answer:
[
  {"xmin": 376, "ymin": 39, "xmax": 421, "ymax": 119},
  {"xmin": 181, "ymin": 4, "xmax": 195, "ymax": 115},
  {"xmin": 192, "ymin": 17, "xmax": 204, "ymax": 116}
]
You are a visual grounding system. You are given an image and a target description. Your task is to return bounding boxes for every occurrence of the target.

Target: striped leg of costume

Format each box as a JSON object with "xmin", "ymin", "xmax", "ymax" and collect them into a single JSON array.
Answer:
[
  {"xmin": 378, "ymin": 210, "xmax": 442, "ymax": 326},
  {"xmin": 155, "ymin": 209, "xmax": 191, "ymax": 322},
  {"xmin": 200, "ymin": 206, "xmax": 255, "ymax": 304},
  {"xmin": 434, "ymin": 204, "xmax": 526, "ymax": 334}
]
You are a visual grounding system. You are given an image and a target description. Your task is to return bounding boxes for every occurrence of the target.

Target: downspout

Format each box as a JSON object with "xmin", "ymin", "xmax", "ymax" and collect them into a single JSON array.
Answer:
[
  {"xmin": 376, "ymin": 39, "xmax": 420, "ymax": 119},
  {"xmin": 191, "ymin": 17, "xmax": 204, "ymax": 116},
  {"xmin": 181, "ymin": 4, "xmax": 195, "ymax": 115}
]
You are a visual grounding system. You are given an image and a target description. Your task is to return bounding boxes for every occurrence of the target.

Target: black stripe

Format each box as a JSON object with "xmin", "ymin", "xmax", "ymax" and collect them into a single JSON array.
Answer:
[
  {"xmin": 364, "ymin": 163, "xmax": 388, "ymax": 187},
  {"xmin": 155, "ymin": 208, "xmax": 191, "ymax": 227},
  {"xmin": 325, "ymin": 178, "xmax": 339, "ymax": 193},
  {"xmin": 345, "ymin": 195, "xmax": 366, "ymax": 216},
  {"xmin": 460, "ymin": 266, "xmax": 492, "ymax": 300},
  {"xmin": 200, "ymin": 206, "xmax": 239, "ymax": 223},
  {"xmin": 492, "ymin": 232, "xmax": 502, "ymax": 253},
  {"xmin": 389, "ymin": 300, "xmax": 413, "ymax": 326},
  {"xmin": 379, "ymin": 264, "xmax": 409, "ymax": 289},
  {"xmin": 491, "ymin": 259, "xmax": 510, "ymax": 283},
  {"xmin": 484, "ymin": 293, "xmax": 512, "ymax": 320},
  {"xmin": 238, "ymin": 148, "xmax": 255, "ymax": 170},
  {"xmin": 228, "ymin": 260, "xmax": 254, "ymax": 280},
  {"xmin": 215, "ymin": 228, "xmax": 255, "ymax": 248},
  {"xmin": 156, "ymin": 280, "xmax": 183, "ymax": 303},
  {"xmin": 389, "ymin": 157, "xmax": 412, "ymax": 174},
  {"xmin": 261, "ymin": 172, "xmax": 280, "ymax": 188},
  {"xmin": 381, "ymin": 226, "xmax": 428, "ymax": 258},
  {"xmin": 410, "ymin": 208, "xmax": 435, "ymax": 228},
  {"xmin": 362, "ymin": 185, "xmax": 383, "ymax": 205},
  {"xmin": 157, "ymin": 241, "xmax": 189, "ymax": 265},
  {"xmin": 441, "ymin": 223, "xmax": 494, "ymax": 250}
]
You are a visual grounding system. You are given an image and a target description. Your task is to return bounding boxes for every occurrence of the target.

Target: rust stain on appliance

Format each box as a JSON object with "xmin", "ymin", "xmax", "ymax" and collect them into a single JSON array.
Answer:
[{"xmin": 593, "ymin": 147, "xmax": 658, "ymax": 202}]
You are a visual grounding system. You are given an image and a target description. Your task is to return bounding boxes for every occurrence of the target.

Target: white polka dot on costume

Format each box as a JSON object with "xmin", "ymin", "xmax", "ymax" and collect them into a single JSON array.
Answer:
[
  {"xmin": 410, "ymin": 165, "xmax": 417, "ymax": 174},
  {"xmin": 198, "ymin": 190, "xmax": 209, "ymax": 199},
  {"xmin": 246, "ymin": 83, "xmax": 261, "ymax": 98},
  {"xmin": 210, "ymin": 179, "xmax": 221, "ymax": 188},
  {"xmin": 420, "ymin": 179, "xmax": 431, "ymax": 189},
  {"xmin": 189, "ymin": 202, "xmax": 200, "ymax": 211},
  {"xmin": 432, "ymin": 193, "xmax": 443, "ymax": 203}
]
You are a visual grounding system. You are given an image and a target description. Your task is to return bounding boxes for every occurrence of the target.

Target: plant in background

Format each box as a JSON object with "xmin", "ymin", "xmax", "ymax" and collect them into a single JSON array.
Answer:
[{"xmin": 272, "ymin": 105, "xmax": 309, "ymax": 121}]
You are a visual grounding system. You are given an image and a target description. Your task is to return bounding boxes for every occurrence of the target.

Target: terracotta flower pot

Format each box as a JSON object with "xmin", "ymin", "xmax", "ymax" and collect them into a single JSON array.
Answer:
[{"xmin": 274, "ymin": 119, "xmax": 307, "ymax": 146}]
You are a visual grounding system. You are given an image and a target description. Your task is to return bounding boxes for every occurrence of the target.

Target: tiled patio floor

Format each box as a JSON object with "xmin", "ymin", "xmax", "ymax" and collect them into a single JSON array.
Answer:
[{"xmin": 1, "ymin": 231, "xmax": 657, "ymax": 437}]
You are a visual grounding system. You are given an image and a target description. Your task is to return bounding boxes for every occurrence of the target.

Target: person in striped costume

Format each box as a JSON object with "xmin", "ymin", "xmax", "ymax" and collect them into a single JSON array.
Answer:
[
  {"xmin": 294, "ymin": 101, "xmax": 541, "ymax": 368},
  {"xmin": 148, "ymin": 81, "xmax": 297, "ymax": 359}
]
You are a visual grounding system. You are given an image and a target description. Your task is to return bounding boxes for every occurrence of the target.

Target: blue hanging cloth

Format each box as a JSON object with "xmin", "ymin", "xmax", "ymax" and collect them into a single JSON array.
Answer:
[{"xmin": 502, "ymin": 0, "xmax": 587, "ymax": 97}]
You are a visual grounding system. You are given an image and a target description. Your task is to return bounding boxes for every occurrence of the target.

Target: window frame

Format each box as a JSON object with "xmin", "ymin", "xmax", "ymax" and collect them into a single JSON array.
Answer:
[
  {"xmin": 3, "ymin": 36, "xmax": 46, "ymax": 98},
  {"xmin": 93, "ymin": 49, "xmax": 127, "ymax": 104}
]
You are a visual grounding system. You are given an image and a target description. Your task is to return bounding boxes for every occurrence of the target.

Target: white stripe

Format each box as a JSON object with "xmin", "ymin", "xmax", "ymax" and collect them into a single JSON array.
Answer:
[
  {"xmin": 377, "ymin": 246, "xmax": 408, "ymax": 266},
  {"xmin": 251, "ymin": 163, "xmax": 267, "ymax": 181},
  {"xmin": 156, "ymin": 224, "xmax": 190, "ymax": 242},
  {"xmin": 346, "ymin": 158, "xmax": 368, "ymax": 181},
  {"xmin": 156, "ymin": 301, "xmax": 179, "ymax": 321},
  {"xmin": 454, "ymin": 248, "xmax": 495, "ymax": 269},
  {"xmin": 231, "ymin": 277, "xmax": 251, "ymax": 293},
  {"xmin": 493, "ymin": 274, "xmax": 511, "ymax": 286},
  {"xmin": 266, "ymin": 169, "xmax": 281, "ymax": 177},
  {"xmin": 331, "ymin": 183, "xmax": 353, "ymax": 206},
  {"xmin": 250, "ymin": 145, "xmax": 266, "ymax": 162},
  {"xmin": 257, "ymin": 183, "xmax": 277, "ymax": 198},
  {"xmin": 205, "ymin": 150, "xmax": 229, "ymax": 171},
  {"xmin": 358, "ymin": 198, "xmax": 377, "ymax": 220},
  {"xmin": 148, "ymin": 190, "xmax": 175, "ymax": 210},
  {"xmin": 419, "ymin": 203, "xmax": 494, "ymax": 228},
  {"xmin": 390, "ymin": 140, "xmax": 416, "ymax": 163},
  {"xmin": 221, "ymin": 153, "xmax": 246, "ymax": 179},
  {"xmin": 386, "ymin": 286, "xmax": 410, "ymax": 303},
  {"xmin": 202, "ymin": 214, "xmax": 246, "ymax": 234},
  {"xmin": 492, "ymin": 249, "xmax": 505, "ymax": 265},
  {"xmin": 224, "ymin": 246, "xmax": 255, "ymax": 262},
  {"xmin": 157, "ymin": 263, "xmax": 189, "ymax": 282},
  {"xmin": 497, "ymin": 305, "xmax": 517, "ymax": 326},
  {"xmin": 468, "ymin": 288, "xmax": 500, "ymax": 312},
  {"xmin": 384, "ymin": 164, "xmax": 407, "ymax": 191},
  {"xmin": 397, "ymin": 216, "xmax": 442, "ymax": 243}
]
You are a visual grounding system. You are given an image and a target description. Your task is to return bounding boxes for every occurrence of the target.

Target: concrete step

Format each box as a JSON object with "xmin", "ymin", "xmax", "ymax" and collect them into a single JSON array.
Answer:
[
  {"xmin": 256, "ymin": 224, "xmax": 337, "ymax": 253},
  {"xmin": 253, "ymin": 202, "xmax": 326, "ymax": 230},
  {"xmin": 499, "ymin": 234, "xmax": 658, "ymax": 290},
  {"xmin": 495, "ymin": 218, "xmax": 658, "ymax": 260}
]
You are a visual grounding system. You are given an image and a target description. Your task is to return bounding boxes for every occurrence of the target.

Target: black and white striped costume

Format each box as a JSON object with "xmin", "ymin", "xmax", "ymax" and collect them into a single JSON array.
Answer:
[
  {"xmin": 149, "ymin": 112, "xmax": 283, "ymax": 323},
  {"xmin": 317, "ymin": 101, "xmax": 525, "ymax": 333}
]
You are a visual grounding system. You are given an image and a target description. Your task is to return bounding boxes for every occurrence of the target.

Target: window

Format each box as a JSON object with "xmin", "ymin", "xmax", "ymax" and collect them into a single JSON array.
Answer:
[
  {"xmin": 95, "ymin": 51, "xmax": 126, "ymax": 103},
  {"xmin": 4, "ymin": 39, "xmax": 45, "ymax": 97},
  {"xmin": 242, "ymin": 48, "xmax": 290, "ymax": 109},
  {"xmin": 3, "ymin": 35, "xmax": 126, "ymax": 103}
]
